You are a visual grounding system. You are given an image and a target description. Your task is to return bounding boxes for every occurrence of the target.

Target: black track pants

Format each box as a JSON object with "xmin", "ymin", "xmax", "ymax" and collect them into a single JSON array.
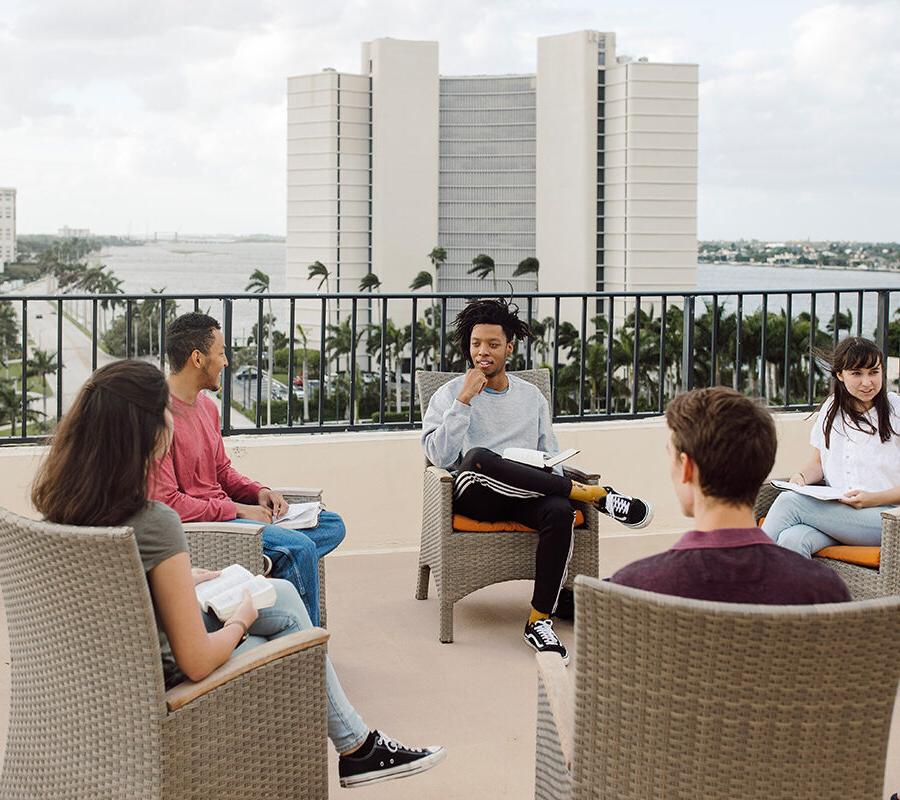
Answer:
[{"xmin": 452, "ymin": 447, "xmax": 576, "ymax": 614}]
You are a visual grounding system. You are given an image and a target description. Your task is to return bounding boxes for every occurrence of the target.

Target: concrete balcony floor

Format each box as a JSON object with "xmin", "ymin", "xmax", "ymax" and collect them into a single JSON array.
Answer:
[{"xmin": 2, "ymin": 544, "xmax": 900, "ymax": 798}]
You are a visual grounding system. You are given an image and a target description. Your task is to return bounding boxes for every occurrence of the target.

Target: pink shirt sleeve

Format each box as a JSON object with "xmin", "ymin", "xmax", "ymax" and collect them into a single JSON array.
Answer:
[{"xmin": 149, "ymin": 448, "xmax": 240, "ymax": 522}]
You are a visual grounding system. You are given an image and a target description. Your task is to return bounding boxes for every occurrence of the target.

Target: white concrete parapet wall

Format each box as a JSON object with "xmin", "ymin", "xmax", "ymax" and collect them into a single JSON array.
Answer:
[{"xmin": 0, "ymin": 412, "xmax": 815, "ymax": 556}]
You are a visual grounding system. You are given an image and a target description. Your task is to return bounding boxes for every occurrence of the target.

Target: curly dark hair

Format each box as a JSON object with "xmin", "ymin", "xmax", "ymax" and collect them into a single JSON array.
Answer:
[{"xmin": 453, "ymin": 298, "xmax": 533, "ymax": 367}]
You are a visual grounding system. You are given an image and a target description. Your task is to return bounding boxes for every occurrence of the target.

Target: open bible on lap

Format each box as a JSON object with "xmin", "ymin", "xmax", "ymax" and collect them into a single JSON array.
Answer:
[
  {"xmin": 273, "ymin": 501, "xmax": 324, "ymax": 530},
  {"xmin": 502, "ymin": 447, "xmax": 580, "ymax": 470},
  {"xmin": 195, "ymin": 564, "xmax": 277, "ymax": 621}
]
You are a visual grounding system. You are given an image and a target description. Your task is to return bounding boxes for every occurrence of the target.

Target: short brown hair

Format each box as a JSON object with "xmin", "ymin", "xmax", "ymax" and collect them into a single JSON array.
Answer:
[
  {"xmin": 666, "ymin": 387, "xmax": 776, "ymax": 507},
  {"xmin": 166, "ymin": 312, "xmax": 221, "ymax": 372}
]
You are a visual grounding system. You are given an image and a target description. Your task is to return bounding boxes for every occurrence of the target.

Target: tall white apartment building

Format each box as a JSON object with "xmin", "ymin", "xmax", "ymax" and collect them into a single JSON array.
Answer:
[
  {"xmin": 286, "ymin": 32, "xmax": 697, "ymax": 328},
  {"xmin": 0, "ymin": 188, "xmax": 16, "ymax": 268}
]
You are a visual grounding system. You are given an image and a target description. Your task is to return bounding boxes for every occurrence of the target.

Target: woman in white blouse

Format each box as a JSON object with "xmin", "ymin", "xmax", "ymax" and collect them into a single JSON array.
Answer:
[{"xmin": 763, "ymin": 337, "xmax": 900, "ymax": 557}]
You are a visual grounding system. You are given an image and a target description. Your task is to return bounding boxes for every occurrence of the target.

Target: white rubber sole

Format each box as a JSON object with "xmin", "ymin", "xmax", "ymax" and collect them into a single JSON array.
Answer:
[
  {"xmin": 339, "ymin": 747, "xmax": 447, "ymax": 788},
  {"xmin": 523, "ymin": 633, "xmax": 570, "ymax": 665}
]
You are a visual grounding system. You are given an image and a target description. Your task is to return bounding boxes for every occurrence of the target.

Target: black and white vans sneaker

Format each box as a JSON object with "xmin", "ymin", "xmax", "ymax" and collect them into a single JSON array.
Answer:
[
  {"xmin": 597, "ymin": 487, "xmax": 653, "ymax": 529},
  {"xmin": 523, "ymin": 618, "xmax": 570, "ymax": 664},
  {"xmin": 338, "ymin": 730, "xmax": 446, "ymax": 788}
]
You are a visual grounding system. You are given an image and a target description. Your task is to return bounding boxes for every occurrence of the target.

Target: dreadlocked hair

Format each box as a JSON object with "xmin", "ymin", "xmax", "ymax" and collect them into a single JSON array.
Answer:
[{"xmin": 453, "ymin": 298, "xmax": 534, "ymax": 367}]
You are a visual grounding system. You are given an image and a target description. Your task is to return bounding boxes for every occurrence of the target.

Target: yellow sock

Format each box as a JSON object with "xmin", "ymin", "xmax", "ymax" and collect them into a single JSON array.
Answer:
[
  {"xmin": 529, "ymin": 608, "xmax": 550, "ymax": 625},
  {"xmin": 568, "ymin": 481, "xmax": 607, "ymax": 504}
]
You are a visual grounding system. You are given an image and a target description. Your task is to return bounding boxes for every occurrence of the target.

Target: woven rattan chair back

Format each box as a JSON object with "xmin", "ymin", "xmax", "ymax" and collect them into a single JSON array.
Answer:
[
  {"xmin": 0, "ymin": 507, "xmax": 167, "ymax": 800},
  {"xmin": 572, "ymin": 575, "xmax": 900, "ymax": 800},
  {"xmin": 416, "ymin": 368, "xmax": 552, "ymax": 465}
]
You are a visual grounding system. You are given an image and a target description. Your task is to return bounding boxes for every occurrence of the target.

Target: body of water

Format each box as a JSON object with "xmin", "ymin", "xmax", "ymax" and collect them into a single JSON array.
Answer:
[{"xmin": 85, "ymin": 242, "xmax": 900, "ymax": 341}]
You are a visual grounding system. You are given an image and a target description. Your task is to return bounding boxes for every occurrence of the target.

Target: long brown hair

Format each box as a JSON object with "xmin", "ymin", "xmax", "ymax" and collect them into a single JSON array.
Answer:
[
  {"xmin": 818, "ymin": 337, "xmax": 897, "ymax": 448},
  {"xmin": 32, "ymin": 360, "xmax": 170, "ymax": 526}
]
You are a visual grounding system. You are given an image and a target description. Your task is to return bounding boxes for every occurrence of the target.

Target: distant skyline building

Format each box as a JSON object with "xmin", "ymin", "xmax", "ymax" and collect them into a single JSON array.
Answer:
[
  {"xmin": 58, "ymin": 226, "xmax": 91, "ymax": 239},
  {"xmin": 286, "ymin": 32, "xmax": 697, "ymax": 329},
  {"xmin": 0, "ymin": 188, "xmax": 16, "ymax": 268}
]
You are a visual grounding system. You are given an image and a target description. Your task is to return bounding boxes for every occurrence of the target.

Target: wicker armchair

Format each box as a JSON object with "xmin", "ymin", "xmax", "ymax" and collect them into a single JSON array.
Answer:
[
  {"xmin": 754, "ymin": 482, "xmax": 900, "ymax": 599},
  {"xmin": 0, "ymin": 507, "xmax": 329, "ymax": 800},
  {"xmin": 415, "ymin": 369, "xmax": 600, "ymax": 643},
  {"xmin": 185, "ymin": 486, "xmax": 329, "ymax": 626},
  {"xmin": 535, "ymin": 575, "xmax": 900, "ymax": 800}
]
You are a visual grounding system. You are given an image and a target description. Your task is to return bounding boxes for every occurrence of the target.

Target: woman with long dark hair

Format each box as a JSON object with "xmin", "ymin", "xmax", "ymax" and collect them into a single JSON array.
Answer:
[
  {"xmin": 32, "ymin": 360, "xmax": 445, "ymax": 789},
  {"xmin": 763, "ymin": 337, "xmax": 900, "ymax": 557}
]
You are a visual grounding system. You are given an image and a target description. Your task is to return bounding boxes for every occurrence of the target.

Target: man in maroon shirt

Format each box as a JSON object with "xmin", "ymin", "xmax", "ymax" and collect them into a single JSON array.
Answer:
[{"xmin": 610, "ymin": 387, "xmax": 850, "ymax": 604}]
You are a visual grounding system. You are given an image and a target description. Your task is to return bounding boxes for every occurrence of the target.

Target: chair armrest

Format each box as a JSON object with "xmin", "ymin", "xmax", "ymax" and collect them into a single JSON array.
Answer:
[
  {"xmin": 165, "ymin": 627, "xmax": 330, "ymax": 712},
  {"xmin": 563, "ymin": 464, "xmax": 600, "ymax": 484},
  {"xmin": 424, "ymin": 466, "xmax": 453, "ymax": 483},
  {"xmin": 274, "ymin": 487, "xmax": 324, "ymax": 503},
  {"xmin": 879, "ymin": 510, "xmax": 900, "ymax": 594},
  {"xmin": 535, "ymin": 652, "xmax": 575, "ymax": 769},
  {"xmin": 183, "ymin": 522, "xmax": 265, "ymax": 573}
]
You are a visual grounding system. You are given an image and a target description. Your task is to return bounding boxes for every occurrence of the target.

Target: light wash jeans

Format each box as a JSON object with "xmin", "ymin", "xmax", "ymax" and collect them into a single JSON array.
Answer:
[
  {"xmin": 204, "ymin": 578, "xmax": 368, "ymax": 753},
  {"xmin": 231, "ymin": 510, "xmax": 346, "ymax": 627},
  {"xmin": 761, "ymin": 491, "xmax": 888, "ymax": 558}
]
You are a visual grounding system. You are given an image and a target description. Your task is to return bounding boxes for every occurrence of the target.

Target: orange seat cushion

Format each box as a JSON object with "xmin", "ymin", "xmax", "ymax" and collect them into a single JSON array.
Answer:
[
  {"xmin": 815, "ymin": 546, "xmax": 881, "ymax": 569},
  {"xmin": 453, "ymin": 509, "xmax": 585, "ymax": 533}
]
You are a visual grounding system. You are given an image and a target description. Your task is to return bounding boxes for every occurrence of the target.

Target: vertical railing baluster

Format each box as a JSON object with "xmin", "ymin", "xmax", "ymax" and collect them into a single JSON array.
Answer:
[
  {"xmin": 379, "ymin": 297, "xmax": 387, "ymax": 425},
  {"xmin": 681, "ymin": 295, "xmax": 695, "ymax": 391},
  {"xmin": 318, "ymin": 299, "xmax": 326, "ymax": 427},
  {"xmin": 526, "ymin": 296, "xmax": 533, "ymax": 369},
  {"xmin": 833, "ymin": 292, "xmax": 840, "ymax": 347},
  {"xmin": 578, "ymin": 296, "xmax": 587, "ymax": 417},
  {"xmin": 158, "ymin": 299, "xmax": 166, "ymax": 371},
  {"xmin": 631, "ymin": 296, "xmax": 641, "ymax": 415},
  {"xmin": 856, "ymin": 291, "xmax": 863, "ymax": 337},
  {"xmin": 255, "ymin": 298, "xmax": 263, "ymax": 428},
  {"xmin": 783, "ymin": 293, "xmax": 792, "ymax": 408},
  {"xmin": 735, "ymin": 294, "xmax": 743, "ymax": 392},
  {"xmin": 349, "ymin": 298, "xmax": 358, "ymax": 427},
  {"xmin": 194, "ymin": 298, "xmax": 200, "ymax": 313},
  {"xmin": 710, "ymin": 294, "xmax": 718, "ymax": 387},
  {"xmin": 20, "ymin": 300, "xmax": 27, "ymax": 440},
  {"xmin": 439, "ymin": 296, "xmax": 447, "ymax": 371},
  {"xmin": 125, "ymin": 299, "xmax": 133, "ymax": 358},
  {"xmin": 56, "ymin": 299, "xmax": 64, "ymax": 422},
  {"xmin": 808, "ymin": 292, "xmax": 817, "ymax": 406},
  {"xmin": 658, "ymin": 296, "xmax": 667, "ymax": 412},
  {"xmin": 409, "ymin": 298, "xmax": 417, "ymax": 425},
  {"xmin": 552, "ymin": 296, "xmax": 560, "ymax": 418},
  {"xmin": 760, "ymin": 294, "xmax": 768, "ymax": 400},
  {"xmin": 91, "ymin": 300, "xmax": 98, "ymax": 372},
  {"xmin": 288, "ymin": 299, "xmax": 296, "ymax": 428},
  {"xmin": 605, "ymin": 296, "xmax": 614, "ymax": 414},
  {"xmin": 876, "ymin": 290, "xmax": 890, "ymax": 358},
  {"xmin": 222, "ymin": 299, "xmax": 233, "ymax": 436}
]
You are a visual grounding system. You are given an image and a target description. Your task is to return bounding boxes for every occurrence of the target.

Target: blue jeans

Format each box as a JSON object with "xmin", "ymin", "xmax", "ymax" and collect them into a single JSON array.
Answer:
[
  {"xmin": 231, "ymin": 511, "xmax": 345, "ymax": 627},
  {"xmin": 204, "ymin": 578, "xmax": 368, "ymax": 753},
  {"xmin": 762, "ymin": 491, "xmax": 888, "ymax": 558}
]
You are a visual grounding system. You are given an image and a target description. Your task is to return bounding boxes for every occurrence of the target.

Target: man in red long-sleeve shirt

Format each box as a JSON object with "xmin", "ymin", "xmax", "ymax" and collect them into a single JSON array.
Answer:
[{"xmin": 149, "ymin": 312, "xmax": 344, "ymax": 626}]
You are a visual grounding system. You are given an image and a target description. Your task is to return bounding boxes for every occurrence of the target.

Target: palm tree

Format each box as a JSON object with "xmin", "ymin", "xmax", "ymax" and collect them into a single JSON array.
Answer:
[
  {"xmin": 358, "ymin": 272, "xmax": 383, "ymax": 334},
  {"xmin": 513, "ymin": 256, "xmax": 539, "ymax": 284},
  {"xmin": 469, "ymin": 254, "xmax": 497, "ymax": 292},
  {"xmin": 409, "ymin": 270, "xmax": 436, "ymax": 341},
  {"xmin": 428, "ymin": 246, "xmax": 446, "ymax": 290},
  {"xmin": 27, "ymin": 349, "xmax": 58, "ymax": 419},
  {"xmin": 0, "ymin": 379, "xmax": 42, "ymax": 436},
  {"xmin": 246, "ymin": 268, "xmax": 275, "ymax": 426}
]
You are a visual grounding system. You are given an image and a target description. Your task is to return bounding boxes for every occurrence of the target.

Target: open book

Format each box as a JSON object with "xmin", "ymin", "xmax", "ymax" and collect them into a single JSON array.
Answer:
[
  {"xmin": 502, "ymin": 447, "xmax": 580, "ymax": 470},
  {"xmin": 771, "ymin": 480, "xmax": 846, "ymax": 502},
  {"xmin": 273, "ymin": 501, "xmax": 324, "ymax": 530},
  {"xmin": 195, "ymin": 564, "xmax": 277, "ymax": 622}
]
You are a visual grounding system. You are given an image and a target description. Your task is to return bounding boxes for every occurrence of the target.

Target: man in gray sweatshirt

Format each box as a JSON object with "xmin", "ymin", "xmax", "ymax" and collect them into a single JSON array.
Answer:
[{"xmin": 421, "ymin": 298, "xmax": 652, "ymax": 663}]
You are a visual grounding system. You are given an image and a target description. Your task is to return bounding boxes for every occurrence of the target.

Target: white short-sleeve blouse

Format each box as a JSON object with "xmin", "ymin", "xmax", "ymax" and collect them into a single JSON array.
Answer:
[{"xmin": 811, "ymin": 391, "xmax": 900, "ymax": 494}]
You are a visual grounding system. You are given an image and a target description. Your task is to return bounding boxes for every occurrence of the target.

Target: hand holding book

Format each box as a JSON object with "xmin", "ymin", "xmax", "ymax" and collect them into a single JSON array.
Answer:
[{"xmin": 194, "ymin": 564, "xmax": 277, "ymax": 622}]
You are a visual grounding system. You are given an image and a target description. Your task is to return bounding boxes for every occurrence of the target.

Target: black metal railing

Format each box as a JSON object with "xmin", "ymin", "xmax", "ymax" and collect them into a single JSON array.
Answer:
[{"xmin": 0, "ymin": 287, "xmax": 897, "ymax": 443}]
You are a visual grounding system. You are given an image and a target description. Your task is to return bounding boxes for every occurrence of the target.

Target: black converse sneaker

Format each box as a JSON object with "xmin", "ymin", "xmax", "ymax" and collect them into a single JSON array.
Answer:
[
  {"xmin": 338, "ymin": 730, "xmax": 446, "ymax": 788},
  {"xmin": 523, "ymin": 618, "xmax": 570, "ymax": 664},
  {"xmin": 597, "ymin": 487, "xmax": 653, "ymax": 529}
]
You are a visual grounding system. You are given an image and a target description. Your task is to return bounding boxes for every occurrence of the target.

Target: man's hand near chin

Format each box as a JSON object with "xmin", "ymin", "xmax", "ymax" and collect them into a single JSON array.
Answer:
[{"xmin": 258, "ymin": 488, "xmax": 289, "ymax": 518}]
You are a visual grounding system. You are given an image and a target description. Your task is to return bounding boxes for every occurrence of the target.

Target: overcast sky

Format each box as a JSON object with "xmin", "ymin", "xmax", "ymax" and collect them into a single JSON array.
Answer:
[{"xmin": 1, "ymin": 0, "xmax": 898, "ymax": 240}]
